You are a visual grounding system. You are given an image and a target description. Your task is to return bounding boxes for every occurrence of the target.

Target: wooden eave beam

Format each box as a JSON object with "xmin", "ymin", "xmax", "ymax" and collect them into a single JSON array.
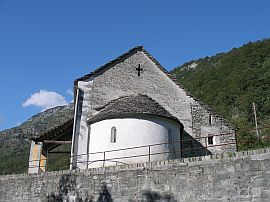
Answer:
[
  {"xmin": 43, "ymin": 140, "xmax": 72, "ymax": 144},
  {"xmin": 48, "ymin": 151, "xmax": 71, "ymax": 154}
]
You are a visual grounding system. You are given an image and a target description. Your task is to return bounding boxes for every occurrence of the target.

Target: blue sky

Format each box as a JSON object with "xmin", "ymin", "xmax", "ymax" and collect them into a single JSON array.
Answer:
[{"xmin": 0, "ymin": 0, "xmax": 270, "ymax": 130}]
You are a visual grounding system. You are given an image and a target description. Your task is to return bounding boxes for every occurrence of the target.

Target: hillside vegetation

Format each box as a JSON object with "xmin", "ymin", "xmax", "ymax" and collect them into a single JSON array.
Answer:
[
  {"xmin": 0, "ymin": 104, "xmax": 73, "ymax": 174},
  {"xmin": 171, "ymin": 38, "xmax": 270, "ymax": 150}
]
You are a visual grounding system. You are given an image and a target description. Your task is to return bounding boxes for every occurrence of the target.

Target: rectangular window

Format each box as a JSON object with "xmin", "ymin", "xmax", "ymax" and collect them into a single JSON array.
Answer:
[
  {"xmin": 209, "ymin": 114, "xmax": 212, "ymax": 125},
  {"xmin": 208, "ymin": 135, "xmax": 214, "ymax": 145}
]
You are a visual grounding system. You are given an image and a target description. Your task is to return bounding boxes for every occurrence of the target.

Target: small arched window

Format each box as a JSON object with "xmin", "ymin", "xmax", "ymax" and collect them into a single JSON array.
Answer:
[{"xmin": 111, "ymin": 127, "xmax": 117, "ymax": 143}]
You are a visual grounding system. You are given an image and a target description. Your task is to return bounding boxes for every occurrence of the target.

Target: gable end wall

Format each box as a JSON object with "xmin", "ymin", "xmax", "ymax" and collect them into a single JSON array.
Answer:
[{"xmin": 74, "ymin": 51, "xmax": 236, "ymax": 162}]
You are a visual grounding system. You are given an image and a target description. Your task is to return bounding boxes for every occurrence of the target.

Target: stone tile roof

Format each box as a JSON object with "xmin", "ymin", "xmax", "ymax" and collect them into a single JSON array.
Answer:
[
  {"xmin": 33, "ymin": 118, "xmax": 74, "ymax": 150},
  {"xmin": 87, "ymin": 94, "xmax": 181, "ymax": 125}
]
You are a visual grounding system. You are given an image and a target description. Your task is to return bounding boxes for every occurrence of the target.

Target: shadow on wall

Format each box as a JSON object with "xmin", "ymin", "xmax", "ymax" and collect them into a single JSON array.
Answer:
[
  {"xmin": 142, "ymin": 190, "xmax": 176, "ymax": 202},
  {"xmin": 47, "ymin": 174, "xmax": 76, "ymax": 201},
  {"xmin": 47, "ymin": 174, "xmax": 94, "ymax": 202},
  {"xmin": 181, "ymin": 130, "xmax": 212, "ymax": 158},
  {"xmin": 47, "ymin": 174, "xmax": 112, "ymax": 202},
  {"xmin": 71, "ymin": 89, "xmax": 84, "ymax": 170},
  {"xmin": 45, "ymin": 174, "xmax": 177, "ymax": 202},
  {"xmin": 97, "ymin": 184, "xmax": 113, "ymax": 202}
]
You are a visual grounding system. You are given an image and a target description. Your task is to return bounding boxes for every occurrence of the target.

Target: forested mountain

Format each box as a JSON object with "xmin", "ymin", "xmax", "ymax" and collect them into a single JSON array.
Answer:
[{"xmin": 171, "ymin": 38, "xmax": 270, "ymax": 150}]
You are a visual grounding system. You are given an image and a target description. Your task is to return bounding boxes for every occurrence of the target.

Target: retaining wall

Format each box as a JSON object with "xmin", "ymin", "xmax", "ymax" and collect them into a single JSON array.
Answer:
[{"xmin": 0, "ymin": 148, "xmax": 270, "ymax": 201}]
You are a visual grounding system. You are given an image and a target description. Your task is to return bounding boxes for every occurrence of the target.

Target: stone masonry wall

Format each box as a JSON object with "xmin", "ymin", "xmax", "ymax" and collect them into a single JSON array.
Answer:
[
  {"xmin": 1, "ymin": 148, "xmax": 270, "ymax": 201},
  {"xmin": 73, "ymin": 51, "xmax": 236, "ymax": 162}
]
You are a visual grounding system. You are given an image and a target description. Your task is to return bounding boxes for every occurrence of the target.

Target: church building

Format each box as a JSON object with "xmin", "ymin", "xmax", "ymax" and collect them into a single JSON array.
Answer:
[{"xmin": 28, "ymin": 46, "xmax": 237, "ymax": 173}]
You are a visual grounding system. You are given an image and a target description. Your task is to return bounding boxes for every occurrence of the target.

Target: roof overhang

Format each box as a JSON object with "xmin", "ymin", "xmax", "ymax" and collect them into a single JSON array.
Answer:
[{"xmin": 32, "ymin": 118, "xmax": 74, "ymax": 151}]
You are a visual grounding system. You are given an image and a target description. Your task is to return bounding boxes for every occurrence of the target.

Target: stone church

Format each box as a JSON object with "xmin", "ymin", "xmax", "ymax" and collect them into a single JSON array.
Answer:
[{"xmin": 28, "ymin": 46, "xmax": 236, "ymax": 173}]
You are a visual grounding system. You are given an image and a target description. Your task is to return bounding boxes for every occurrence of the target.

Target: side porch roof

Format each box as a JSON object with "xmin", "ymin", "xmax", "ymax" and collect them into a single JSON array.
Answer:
[{"xmin": 31, "ymin": 118, "xmax": 74, "ymax": 151}]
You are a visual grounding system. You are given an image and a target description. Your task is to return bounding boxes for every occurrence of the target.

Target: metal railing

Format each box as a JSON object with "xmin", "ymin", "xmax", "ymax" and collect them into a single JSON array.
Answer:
[
  {"xmin": 28, "ymin": 132, "xmax": 237, "ymax": 171},
  {"xmin": 2, "ymin": 129, "xmax": 270, "ymax": 175}
]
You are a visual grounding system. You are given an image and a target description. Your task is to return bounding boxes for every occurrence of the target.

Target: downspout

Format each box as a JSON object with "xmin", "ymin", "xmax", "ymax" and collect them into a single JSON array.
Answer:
[{"xmin": 70, "ymin": 86, "xmax": 80, "ymax": 170}]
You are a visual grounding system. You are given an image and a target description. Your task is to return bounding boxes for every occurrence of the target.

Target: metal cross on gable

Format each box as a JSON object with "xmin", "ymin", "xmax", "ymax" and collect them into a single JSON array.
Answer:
[{"xmin": 136, "ymin": 64, "xmax": 143, "ymax": 76}]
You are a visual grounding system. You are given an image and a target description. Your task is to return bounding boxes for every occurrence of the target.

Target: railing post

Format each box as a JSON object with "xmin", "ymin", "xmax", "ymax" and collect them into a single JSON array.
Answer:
[
  {"xmin": 45, "ymin": 150, "xmax": 48, "ymax": 172},
  {"xmin": 70, "ymin": 155, "xmax": 72, "ymax": 170},
  {"xmin": 39, "ymin": 159, "xmax": 41, "ymax": 173},
  {"xmin": 205, "ymin": 136, "xmax": 208, "ymax": 155},
  {"xmin": 86, "ymin": 153, "xmax": 89, "ymax": 169},
  {"xmin": 148, "ymin": 145, "xmax": 151, "ymax": 163},
  {"xmin": 103, "ymin": 152, "xmax": 106, "ymax": 167}
]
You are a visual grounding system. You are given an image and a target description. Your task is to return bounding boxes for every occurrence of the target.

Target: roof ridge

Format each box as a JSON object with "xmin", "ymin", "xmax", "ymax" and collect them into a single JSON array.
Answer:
[{"xmin": 76, "ymin": 46, "xmax": 143, "ymax": 81}]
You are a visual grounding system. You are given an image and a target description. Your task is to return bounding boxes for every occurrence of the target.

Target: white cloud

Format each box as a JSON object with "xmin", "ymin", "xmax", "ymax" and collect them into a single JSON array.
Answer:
[
  {"xmin": 66, "ymin": 89, "xmax": 73, "ymax": 96},
  {"xmin": 22, "ymin": 90, "xmax": 68, "ymax": 111}
]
